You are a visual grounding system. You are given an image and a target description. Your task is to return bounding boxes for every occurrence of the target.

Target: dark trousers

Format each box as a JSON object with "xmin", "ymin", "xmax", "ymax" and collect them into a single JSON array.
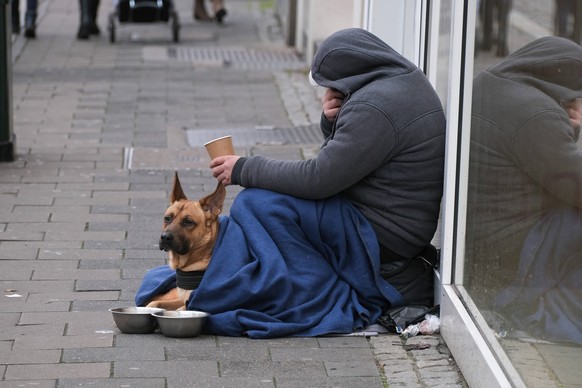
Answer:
[{"xmin": 11, "ymin": 0, "xmax": 38, "ymax": 28}]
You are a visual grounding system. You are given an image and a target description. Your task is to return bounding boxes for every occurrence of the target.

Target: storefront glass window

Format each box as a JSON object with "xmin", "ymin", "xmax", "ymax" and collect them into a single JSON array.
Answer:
[{"xmin": 464, "ymin": 0, "xmax": 582, "ymax": 385}]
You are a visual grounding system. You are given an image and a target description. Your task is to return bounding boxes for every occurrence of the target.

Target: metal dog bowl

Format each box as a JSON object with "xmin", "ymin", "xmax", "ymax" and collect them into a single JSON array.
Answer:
[
  {"xmin": 152, "ymin": 310, "xmax": 210, "ymax": 338},
  {"xmin": 109, "ymin": 307, "xmax": 165, "ymax": 334}
]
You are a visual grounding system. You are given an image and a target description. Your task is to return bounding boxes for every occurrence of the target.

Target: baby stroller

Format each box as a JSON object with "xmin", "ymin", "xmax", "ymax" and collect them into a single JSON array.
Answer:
[{"xmin": 107, "ymin": 0, "xmax": 180, "ymax": 43}]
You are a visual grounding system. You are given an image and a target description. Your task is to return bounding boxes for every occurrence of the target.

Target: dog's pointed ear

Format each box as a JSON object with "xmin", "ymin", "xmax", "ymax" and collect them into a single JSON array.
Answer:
[
  {"xmin": 199, "ymin": 182, "xmax": 226, "ymax": 221},
  {"xmin": 170, "ymin": 172, "xmax": 188, "ymax": 204}
]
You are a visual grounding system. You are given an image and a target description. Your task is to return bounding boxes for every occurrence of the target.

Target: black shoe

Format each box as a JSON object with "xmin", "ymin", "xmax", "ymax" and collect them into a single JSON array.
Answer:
[
  {"xmin": 88, "ymin": 22, "xmax": 100, "ymax": 35},
  {"xmin": 77, "ymin": 24, "xmax": 90, "ymax": 40},
  {"xmin": 24, "ymin": 19, "xmax": 36, "ymax": 38},
  {"xmin": 215, "ymin": 9, "xmax": 227, "ymax": 24},
  {"xmin": 24, "ymin": 27, "xmax": 36, "ymax": 38}
]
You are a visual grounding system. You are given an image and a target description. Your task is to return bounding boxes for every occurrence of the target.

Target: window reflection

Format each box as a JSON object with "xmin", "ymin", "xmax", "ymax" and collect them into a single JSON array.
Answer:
[{"xmin": 466, "ymin": 0, "xmax": 582, "ymax": 385}]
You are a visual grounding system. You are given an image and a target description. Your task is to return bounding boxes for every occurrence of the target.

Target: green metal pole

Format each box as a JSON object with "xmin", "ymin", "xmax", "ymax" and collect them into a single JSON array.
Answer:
[{"xmin": 0, "ymin": 0, "xmax": 15, "ymax": 162}]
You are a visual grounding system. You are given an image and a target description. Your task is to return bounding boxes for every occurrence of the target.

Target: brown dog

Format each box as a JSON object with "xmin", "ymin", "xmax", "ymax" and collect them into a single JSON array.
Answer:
[{"xmin": 146, "ymin": 172, "xmax": 226, "ymax": 310}]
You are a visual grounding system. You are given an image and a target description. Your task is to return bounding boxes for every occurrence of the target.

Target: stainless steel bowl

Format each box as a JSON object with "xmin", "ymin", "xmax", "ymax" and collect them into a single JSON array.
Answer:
[
  {"xmin": 109, "ymin": 307, "xmax": 165, "ymax": 334},
  {"xmin": 152, "ymin": 310, "xmax": 210, "ymax": 338}
]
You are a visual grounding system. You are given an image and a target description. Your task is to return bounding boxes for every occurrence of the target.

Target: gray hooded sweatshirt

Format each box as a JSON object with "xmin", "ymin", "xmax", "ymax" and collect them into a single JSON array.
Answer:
[{"xmin": 232, "ymin": 28, "xmax": 446, "ymax": 259}]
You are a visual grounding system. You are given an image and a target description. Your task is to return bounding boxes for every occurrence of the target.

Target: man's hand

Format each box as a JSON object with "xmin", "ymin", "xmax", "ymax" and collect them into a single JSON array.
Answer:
[
  {"xmin": 210, "ymin": 155, "xmax": 241, "ymax": 186},
  {"xmin": 322, "ymin": 88, "xmax": 345, "ymax": 121},
  {"xmin": 564, "ymin": 98, "xmax": 582, "ymax": 129}
]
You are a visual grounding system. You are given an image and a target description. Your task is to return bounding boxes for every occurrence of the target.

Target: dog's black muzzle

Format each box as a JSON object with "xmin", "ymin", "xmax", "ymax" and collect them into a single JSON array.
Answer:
[{"xmin": 159, "ymin": 231, "xmax": 174, "ymax": 252}]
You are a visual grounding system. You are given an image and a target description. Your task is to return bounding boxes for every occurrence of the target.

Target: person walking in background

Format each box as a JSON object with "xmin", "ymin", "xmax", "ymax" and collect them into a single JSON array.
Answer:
[
  {"xmin": 11, "ymin": 0, "xmax": 38, "ymax": 38},
  {"xmin": 77, "ymin": 0, "xmax": 100, "ymax": 40},
  {"xmin": 193, "ymin": 0, "xmax": 227, "ymax": 24}
]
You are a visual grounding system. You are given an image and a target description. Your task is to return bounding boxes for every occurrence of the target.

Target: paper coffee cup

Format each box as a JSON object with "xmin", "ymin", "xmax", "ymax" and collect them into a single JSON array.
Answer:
[{"xmin": 204, "ymin": 135, "xmax": 235, "ymax": 159}]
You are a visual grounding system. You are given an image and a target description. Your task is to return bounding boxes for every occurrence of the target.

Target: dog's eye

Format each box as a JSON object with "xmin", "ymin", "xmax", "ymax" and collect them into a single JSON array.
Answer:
[
  {"xmin": 183, "ymin": 218, "xmax": 196, "ymax": 226},
  {"xmin": 163, "ymin": 215, "xmax": 172, "ymax": 223}
]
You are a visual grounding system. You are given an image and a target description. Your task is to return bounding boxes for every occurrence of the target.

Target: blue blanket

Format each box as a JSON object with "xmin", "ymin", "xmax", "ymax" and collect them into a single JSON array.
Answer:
[
  {"xmin": 136, "ymin": 189, "xmax": 403, "ymax": 338},
  {"xmin": 494, "ymin": 207, "xmax": 582, "ymax": 344}
]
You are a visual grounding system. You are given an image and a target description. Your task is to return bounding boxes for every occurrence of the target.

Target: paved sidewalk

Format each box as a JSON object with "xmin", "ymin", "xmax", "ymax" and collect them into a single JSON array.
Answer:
[{"xmin": 1, "ymin": 0, "xmax": 466, "ymax": 386}]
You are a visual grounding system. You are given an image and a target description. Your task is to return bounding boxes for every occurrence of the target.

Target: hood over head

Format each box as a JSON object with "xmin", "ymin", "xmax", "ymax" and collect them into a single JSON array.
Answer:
[
  {"xmin": 310, "ymin": 28, "xmax": 416, "ymax": 95},
  {"xmin": 486, "ymin": 36, "xmax": 582, "ymax": 104}
]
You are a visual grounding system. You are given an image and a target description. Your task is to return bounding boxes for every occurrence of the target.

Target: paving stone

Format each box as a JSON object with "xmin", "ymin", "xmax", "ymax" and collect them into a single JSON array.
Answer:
[
  {"xmin": 0, "ymin": 211, "xmax": 50, "ymax": 222},
  {"xmin": 0, "ymin": 380, "xmax": 56, "ymax": 388},
  {"xmin": 270, "ymin": 347, "xmax": 376, "ymax": 362},
  {"xmin": 325, "ymin": 361, "xmax": 381, "ymax": 377},
  {"xmin": 18, "ymin": 311, "xmax": 111, "ymax": 326},
  {"xmin": 224, "ymin": 359, "xmax": 329, "ymax": 379},
  {"xmin": 0, "ymin": 323, "xmax": 64, "ymax": 342},
  {"xmin": 27, "ymin": 291, "xmax": 120, "ymax": 303},
  {"xmin": 43, "ymin": 231, "xmax": 126, "ymax": 242},
  {"xmin": 13, "ymin": 334, "xmax": 113, "ymax": 350},
  {"xmin": 113, "ymin": 360, "xmax": 217, "ymax": 379},
  {"xmin": 37, "ymin": 249, "xmax": 123, "ymax": 261},
  {"xmin": 4, "ymin": 222, "xmax": 87, "ymax": 232},
  {"xmin": 317, "ymin": 336, "xmax": 372, "ymax": 348},
  {"xmin": 63, "ymin": 346, "xmax": 165, "ymax": 363},
  {"xmin": 276, "ymin": 376, "xmax": 384, "ymax": 388},
  {"xmin": 0, "ymin": 241, "xmax": 82, "ymax": 249},
  {"xmin": 0, "ymin": 349, "xmax": 62, "ymax": 364},
  {"xmin": 0, "ymin": 247, "xmax": 39, "ymax": 260},
  {"xmin": 0, "ymin": 301, "xmax": 70, "ymax": 313},
  {"xmin": 4, "ymin": 363, "xmax": 111, "ymax": 380},
  {"xmin": 56, "ymin": 378, "xmax": 165, "ymax": 388}
]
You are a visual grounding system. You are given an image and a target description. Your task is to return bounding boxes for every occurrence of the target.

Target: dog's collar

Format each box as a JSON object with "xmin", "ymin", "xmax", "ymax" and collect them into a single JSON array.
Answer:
[{"xmin": 175, "ymin": 269, "xmax": 205, "ymax": 290}]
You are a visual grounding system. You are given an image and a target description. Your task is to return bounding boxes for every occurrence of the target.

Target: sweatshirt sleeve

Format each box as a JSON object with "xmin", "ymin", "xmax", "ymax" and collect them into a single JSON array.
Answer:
[
  {"xmin": 236, "ymin": 102, "xmax": 396, "ymax": 199},
  {"xmin": 320, "ymin": 113, "xmax": 334, "ymax": 138}
]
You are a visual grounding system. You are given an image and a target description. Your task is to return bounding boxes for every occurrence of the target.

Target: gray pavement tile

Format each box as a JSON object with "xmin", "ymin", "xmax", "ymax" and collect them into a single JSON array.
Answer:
[
  {"xmin": 0, "ymin": 324, "xmax": 65, "ymax": 341},
  {"xmin": 113, "ymin": 360, "xmax": 218, "ymax": 379},
  {"xmin": 32, "ymin": 269, "xmax": 121, "ymax": 281},
  {"xmin": 43, "ymin": 231, "xmax": 126, "ymax": 242},
  {"xmin": 165, "ymin": 344, "xmax": 270, "ymax": 363},
  {"xmin": 219, "ymin": 360, "xmax": 328, "ymax": 379},
  {"xmin": 270, "ymin": 346, "xmax": 378, "ymax": 363},
  {"xmin": 167, "ymin": 377, "xmax": 274, "ymax": 388},
  {"xmin": 4, "ymin": 363, "xmax": 111, "ymax": 380},
  {"xmin": 20, "ymin": 175, "xmax": 94, "ymax": 184},
  {"xmin": 56, "ymin": 378, "xmax": 165, "ymax": 388},
  {"xmin": 13, "ymin": 334, "xmax": 113, "ymax": 350},
  {"xmin": 0, "ymin": 231, "xmax": 44, "ymax": 242},
  {"xmin": 0, "ymin": 280, "xmax": 74, "ymax": 293},
  {"xmin": 0, "ymin": 260, "xmax": 79, "ymax": 272},
  {"xmin": 56, "ymin": 182, "xmax": 129, "ymax": 191},
  {"xmin": 113, "ymin": 334, "xmax": 218, "ymax": 351},
  {"xmin": 38, "ymin": 249, "xmax": 123, "ymax": 261},
  {"xmin": 0, "ymin": 241, "xmax": 82, "ymax": 249},
  {"xmin": 4, "ymin": 222, "xmax": 87, "ymax": 233},
  {"xmin": 0, "ymin": 301, "xmax": 71, "ymax": 313},
  {"xmin": 0, "ymin": 380, "xmax": 56, "ymax": 388},
  {"xmin": 50, "ymin": 213, "xmax": 129, "ymax": 223},
  {"xmin": 317, "ymin": 336, "xmax": 372, "ymax": 348},
  {"xmin": 76, "ymin": 276, "xmax": 139, "ymax": 289},
  {"xmin": 325, "ymin": 361, "xmax": 381, "ymax": 377},
  {"xmin": 275, "ymin": 376, "xmax": 385, "ymax": 388},
  {"xmin": 12, "ymin": 205, "xmax": 89, "ymax": 215},
  {"xmin": 216, "ymin": 336, "xmax": 319, "ymax": 348},
  {"xmin": 0, "ymin": 248, "xmax": 39, "ymax": 260},
  {"xmin": 27, "ymin": 291, "xmax": 120, "ymax": 303},
  {"xmin": 18, "ymin": 311, "xmax": 111, "ymax": 326},
  {"xmin": 0, "ymin": 349, "xmax": 62, "ymax": 364},
  {"xmin": 62, "ymin": 346, "xmax": 165, "ymax": 363},
  {"xmin": 1, "ymin": 195, "xmax": 54, "ymax": 205},
  {"xmin": 124, "ymin": 249, "xmax": 165, "ymax": 260}
]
